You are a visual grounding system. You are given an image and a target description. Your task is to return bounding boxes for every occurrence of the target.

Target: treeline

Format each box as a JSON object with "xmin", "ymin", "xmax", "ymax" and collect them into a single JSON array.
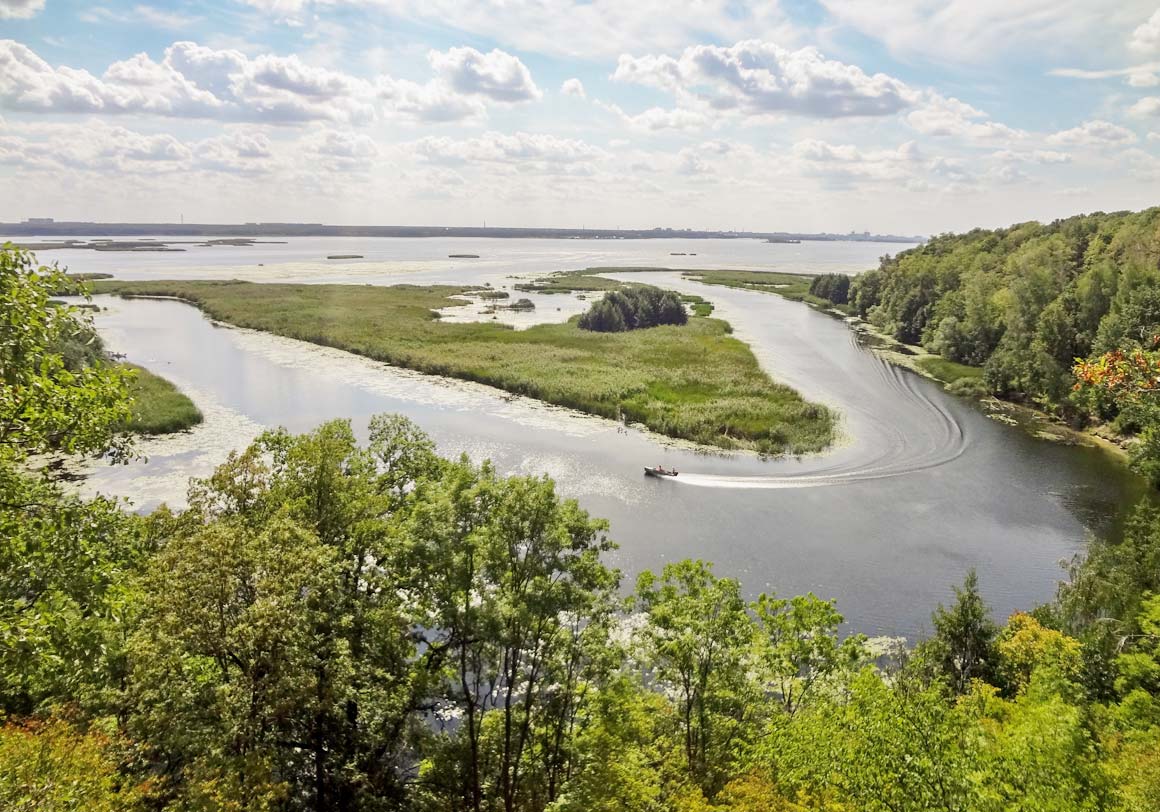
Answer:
[
  {"xmin": 850, "ymin": 208, "xmax": 1160, "ymax": 409},
  {"xmin": 4, "ymin": 247, "xmax": 1160, "ymax": 810},
  {"xmin": 807, "ymin": 273, "xmax": 851, "ymax": 305},
  {"xmin": 578, "ymin": 285, "xmax": 688, "ymax": 332}
]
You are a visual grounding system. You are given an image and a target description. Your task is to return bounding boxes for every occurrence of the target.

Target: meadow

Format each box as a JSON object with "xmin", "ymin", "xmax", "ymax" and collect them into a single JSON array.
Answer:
[
  {"xmin": 122, "ymin": 363, "xmax": 203, "ymax": 435},
  {"xmin": 93, "ymin": 279, "xmax": 834, "ymax": 455}
]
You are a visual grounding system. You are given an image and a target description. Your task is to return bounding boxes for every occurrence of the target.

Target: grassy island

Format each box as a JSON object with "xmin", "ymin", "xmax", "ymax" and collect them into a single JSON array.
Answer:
[
  {"xmin": 123, "ymin": 364, "xmax": 204, "ymax": 435},
  {"xmin": 92, "ymin": 279, "xmax": 834, "ymax": 455}
]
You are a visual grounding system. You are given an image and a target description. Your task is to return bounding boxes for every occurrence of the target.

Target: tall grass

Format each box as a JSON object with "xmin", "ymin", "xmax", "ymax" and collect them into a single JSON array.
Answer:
[
  {"xmin": 123, "ymin": 363, "xmax": 203, "ymax": 435},
  {"xmin": 94, "ymin": 280, "xmax": 835, "ymax": 455},
  {"xmin": 683, "ymin": 270, "xmax": 855, "ymax": 313}
]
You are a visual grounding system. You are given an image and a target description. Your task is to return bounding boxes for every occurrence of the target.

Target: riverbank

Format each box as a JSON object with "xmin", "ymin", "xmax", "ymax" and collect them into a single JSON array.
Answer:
[
  {"xmin": 674, "ymin": 268, "xmax": 1135, "ymax": 464},
  {"xmin": 123, "ymin": 363, "xmax": 203, "ymax": 435},
  {"xmin": 91, "ymin": 280, "xmax": 835, "ymax": 455}
]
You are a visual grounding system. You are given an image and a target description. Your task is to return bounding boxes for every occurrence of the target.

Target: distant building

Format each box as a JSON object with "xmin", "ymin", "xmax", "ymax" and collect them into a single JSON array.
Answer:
[{"xmin": 24, "ymin": 217, "xmax": 54, "ymax": 224}]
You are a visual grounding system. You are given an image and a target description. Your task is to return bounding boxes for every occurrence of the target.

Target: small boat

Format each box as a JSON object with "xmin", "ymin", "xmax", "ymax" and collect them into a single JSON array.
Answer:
[{"xmin": 644, "ymin": 465, "xmax": 679, "ymax": 478}]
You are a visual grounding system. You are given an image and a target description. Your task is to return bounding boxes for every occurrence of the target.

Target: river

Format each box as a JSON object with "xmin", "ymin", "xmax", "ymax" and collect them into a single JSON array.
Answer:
[{"xmin": 34, "ymin": 236, "xmax": 1148, "ymax": 638}]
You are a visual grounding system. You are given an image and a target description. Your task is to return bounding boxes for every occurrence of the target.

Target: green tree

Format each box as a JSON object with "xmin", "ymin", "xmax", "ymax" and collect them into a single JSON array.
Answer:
[
  {"xmin": 0, "ymin": 245, "xmax": 132, "ymax": 470},
  {"xmin": 752, "ymin": 592, "xmax": 865, "ymax": 716},
  {"xmin": 925, "ymin": 570, "xmax": 999, "ymax": 694},
  {"xmin": 633, "ymin": 560, "xmax": 755, "ymax": 799}
]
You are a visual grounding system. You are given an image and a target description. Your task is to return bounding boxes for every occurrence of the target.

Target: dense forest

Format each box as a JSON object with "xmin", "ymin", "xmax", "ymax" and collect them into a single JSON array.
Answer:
[
  {"xmin": 4, "ymin": 246, "xmax": 1160, "ymax": 810},
  {"xmin": 849, "ymin": 207, "xmax": 1160, "ymax": 483}
]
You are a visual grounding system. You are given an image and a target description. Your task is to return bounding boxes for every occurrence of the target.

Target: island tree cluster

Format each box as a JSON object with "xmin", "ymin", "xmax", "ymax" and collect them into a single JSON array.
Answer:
[
  {"xmin": 3, "ymin": 246, "xmax": 1160, "ymax": 811},
  {"xmin": 577, "ymin": 285, "xmax": 688, "ymax": 332}
]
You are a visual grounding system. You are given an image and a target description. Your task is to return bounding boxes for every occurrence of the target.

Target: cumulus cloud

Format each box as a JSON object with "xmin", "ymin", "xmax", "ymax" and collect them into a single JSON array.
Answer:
[
  {"xmin": 599, "ymin": 102, "xmax": 707, "ymax": 131},
  {"xmin": 906, "ymin": 94, "xmax": 1024, "ymax": 141},
  {"xmin": 413, "ymin": 131, "xmax": 606, "ymax": 168},
  {"xmin": 0, "ymin": 121, "xmax": 196, "ymax": 173},
  {"xmin": 1046, "ymin": 119, "xmax": 1138, "ymax": 145},
  {"xmin": 561, "ymin": 78, "xmax": 586, "ymax": 98},
  {"xmin": 1131, "ymin": 8, "xmax": 1160, "ymax": 53},
  {"xmin": 612, "ymin": 41, "xmax": 917, "ymax": 119},
  {"xmin": 0, "ymin": 39, "xmax": 538, "ymax": 125},
  {"xmin": 1128, "ymin": 96, "xmax": 1160, "ymax": 116},
  {"xmin": 428, "ymin": 47, "xmax": 541, "ymax": 103},
  {"xmin": 792, "ymin": 138, "xmax": 928, "ymax": 185},
  {"xmin": 0, "ymin": 0, "xmax": 43, "ymax": 19}
]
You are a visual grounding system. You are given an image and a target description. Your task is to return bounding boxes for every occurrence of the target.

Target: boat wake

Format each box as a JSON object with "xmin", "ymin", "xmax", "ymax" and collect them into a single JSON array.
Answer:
[{"xmin": 672, "ymin": 345, "xmax": 967, "ymax": 489}]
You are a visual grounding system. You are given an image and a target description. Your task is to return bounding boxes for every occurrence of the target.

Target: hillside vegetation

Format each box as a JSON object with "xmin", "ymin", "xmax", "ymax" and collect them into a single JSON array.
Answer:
[{"xmin": 850, "ymin": 208, "xmax": 1160, "ymax": 410}]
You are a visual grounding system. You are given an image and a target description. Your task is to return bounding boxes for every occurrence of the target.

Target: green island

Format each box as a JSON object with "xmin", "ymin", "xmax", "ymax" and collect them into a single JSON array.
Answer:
[
  {"xmin": 90, "ymin": 278, "xmax": 833, "ymax": 455},
  {"xmin": 122, "ymin": 363, "xmax": 203, "ymax": 435}
]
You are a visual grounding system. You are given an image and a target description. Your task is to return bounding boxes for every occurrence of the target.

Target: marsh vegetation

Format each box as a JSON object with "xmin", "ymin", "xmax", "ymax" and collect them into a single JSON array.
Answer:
[{"xmin": 93, "ymin": 279, "xmax": 835, "ymax": 455}]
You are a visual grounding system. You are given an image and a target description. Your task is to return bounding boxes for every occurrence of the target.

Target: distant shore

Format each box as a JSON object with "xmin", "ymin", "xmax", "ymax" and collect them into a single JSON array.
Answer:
[{"xmin": 1, "ymin": 221, "xmax": 924, "ymax": 243}]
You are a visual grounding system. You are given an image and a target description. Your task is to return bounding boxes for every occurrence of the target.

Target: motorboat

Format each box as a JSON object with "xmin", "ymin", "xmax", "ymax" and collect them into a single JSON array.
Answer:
[{"xmin": 644, "ymin": 465, "xmax": 679, "ymax": 478}]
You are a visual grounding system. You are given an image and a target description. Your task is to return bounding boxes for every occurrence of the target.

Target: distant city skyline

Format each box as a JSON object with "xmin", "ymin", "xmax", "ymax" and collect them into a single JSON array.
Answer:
[{"xmin": 1, "ymin": 1, "xmax": 1159, "ymax": 234}]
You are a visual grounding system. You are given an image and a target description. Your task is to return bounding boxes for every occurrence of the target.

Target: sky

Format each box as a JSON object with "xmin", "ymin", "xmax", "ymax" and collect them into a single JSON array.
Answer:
[{"xmin": 1, "ymin": 1, "xmax": 1160, "ymax": 235}]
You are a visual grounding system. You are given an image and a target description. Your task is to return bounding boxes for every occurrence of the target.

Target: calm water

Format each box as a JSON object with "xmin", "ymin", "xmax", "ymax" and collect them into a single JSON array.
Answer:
[{"xmin": 54, "ymin": 237, "xmax": 1148, "ymax": 638}]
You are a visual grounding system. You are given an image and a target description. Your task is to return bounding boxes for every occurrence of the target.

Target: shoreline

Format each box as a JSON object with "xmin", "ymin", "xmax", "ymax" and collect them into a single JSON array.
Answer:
[{"xmin": 679, "ymin": 267, "xmax": 1136, "ymax": 466}]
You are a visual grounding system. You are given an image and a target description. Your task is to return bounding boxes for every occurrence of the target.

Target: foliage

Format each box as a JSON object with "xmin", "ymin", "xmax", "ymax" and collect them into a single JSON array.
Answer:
[
  {"xmin": 577, "ymin": 286, "xmax": 688, "ymax": 332},
  {"xmin": 923, "ymin": 570, "xmax": 999, "ymax": 694},
  {"xmin": 806, "ymin": 274, "xmax": 851, "ymax": 306},
  {"xmin": 0, "ymin": 716, "xmax": 144, "ymax": 812},
  {"xmin": 92, "ymin": 279, "xmax": 835, "ymax": 455},
  {"xmin": 850, "ymin": 208, "xmax": 1160, "ymax": 417},
  {"xmin": 1075, "ymin": 342, "xmax": 1160, "ymax": 486},
  {"xmin": 1, "ymin": 245, "xmax": 132, "ymax": 468}
]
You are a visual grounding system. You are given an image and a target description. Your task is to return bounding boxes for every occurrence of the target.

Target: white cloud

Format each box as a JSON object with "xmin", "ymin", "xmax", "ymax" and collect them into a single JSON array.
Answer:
[
  {"xmin": 599, "ymin": 102, "xmax": 707, "ymax": 131},
  {"xmin": 0, "ymin": 120, "xmax": 196, "ymax": 173},
  {"xmin": 822, "ymin": 0, "xmax": 1155, "ymax": 64},
  {"xmin": 1046, "ymin": 119, "xmax": 1138, "ymax": 145},
  {"xmin": 1128, "ymin": 96, "xmax": 1160, "ymax": 116},
  {"xmin": 1149, "ymin": 131, "xmax": 1160, "ymax": 141},
  {"xmin": 1050, "ymin": 62, "xmax": 1160, "ymax": 88},
  {"xmin": 991, "ymin": 148, "xmax": 1072, "ymax": 164},
  {"xmin": 81, "ymin": 4, "xmax": 201, "ymax": 28},
  {"xmin": 0, "ymin": 39, "xmax": 536, "ymax": 125},
  {"xmin": 237, "ymin": 0, "xmax": 307, "ymax": 15},
  {"xmin": 1131, "ymin": 8, "xmax": 1160, "ymax": 52},
  {"xmin": 428, "ymin": 46, "xmax": 541, "ymax": 103},
  {"xmin": 413, "ymin": 131, "xmax": 606, "ymax": 168},
  {"xmin": 613, "ymin": 41, "xmax": 917, "ymax": 119},
  {"xmin": 906, "ymin": 94, "xmax": 1024, "ymax": 142},
  {"xmin": 560, "ymin": 78, "xmax": 586, "ymax": 98},
  {"xmin": 238, "ymin": 0, "xmax": 798, "ymax": 60},
  {"xmin": 792, "ymin": 138, "xmax": 928, "ymax": 185},
  {"xmin": 0, "ymin": 0, "xmax": 42, "ymax": 19}
]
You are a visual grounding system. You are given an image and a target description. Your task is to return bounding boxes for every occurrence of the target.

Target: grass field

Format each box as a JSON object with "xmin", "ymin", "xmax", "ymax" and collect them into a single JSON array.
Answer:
[
  {"xmin": 123, "ymin": 363, "xmax": 203, "ymax": 435},
  {"xmin": 679, "ymin": 270, "xmax": 853, "ymax": 312},
  {"xmin": 519, "ymin": 268, "xmax": 716, "ymax": 316},
  {"xmin": 93, "ymin": 279, "xmax": 833, "ymax": 455},
  {"xmin": 914, "ymin": 357, "xmax": 984, "ymax": 385}
]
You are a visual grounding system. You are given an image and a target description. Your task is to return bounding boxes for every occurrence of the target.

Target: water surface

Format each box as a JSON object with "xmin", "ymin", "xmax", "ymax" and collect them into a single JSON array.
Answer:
[{"xmin": 64, "ymin": 238, "xmax": 1147, "ymax": 638}]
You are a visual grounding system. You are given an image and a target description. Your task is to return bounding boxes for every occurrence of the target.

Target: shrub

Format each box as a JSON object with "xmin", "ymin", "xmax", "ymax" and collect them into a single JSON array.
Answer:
[{"xmin": 578, "ymin": 286, "xmax": 688, "ymax": 333}]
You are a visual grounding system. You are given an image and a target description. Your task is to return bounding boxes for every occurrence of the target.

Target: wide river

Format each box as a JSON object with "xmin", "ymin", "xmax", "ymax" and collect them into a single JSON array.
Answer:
[{"xmin": 30, "ymin": 236, "xmax": 1148, "ymax": 638}]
